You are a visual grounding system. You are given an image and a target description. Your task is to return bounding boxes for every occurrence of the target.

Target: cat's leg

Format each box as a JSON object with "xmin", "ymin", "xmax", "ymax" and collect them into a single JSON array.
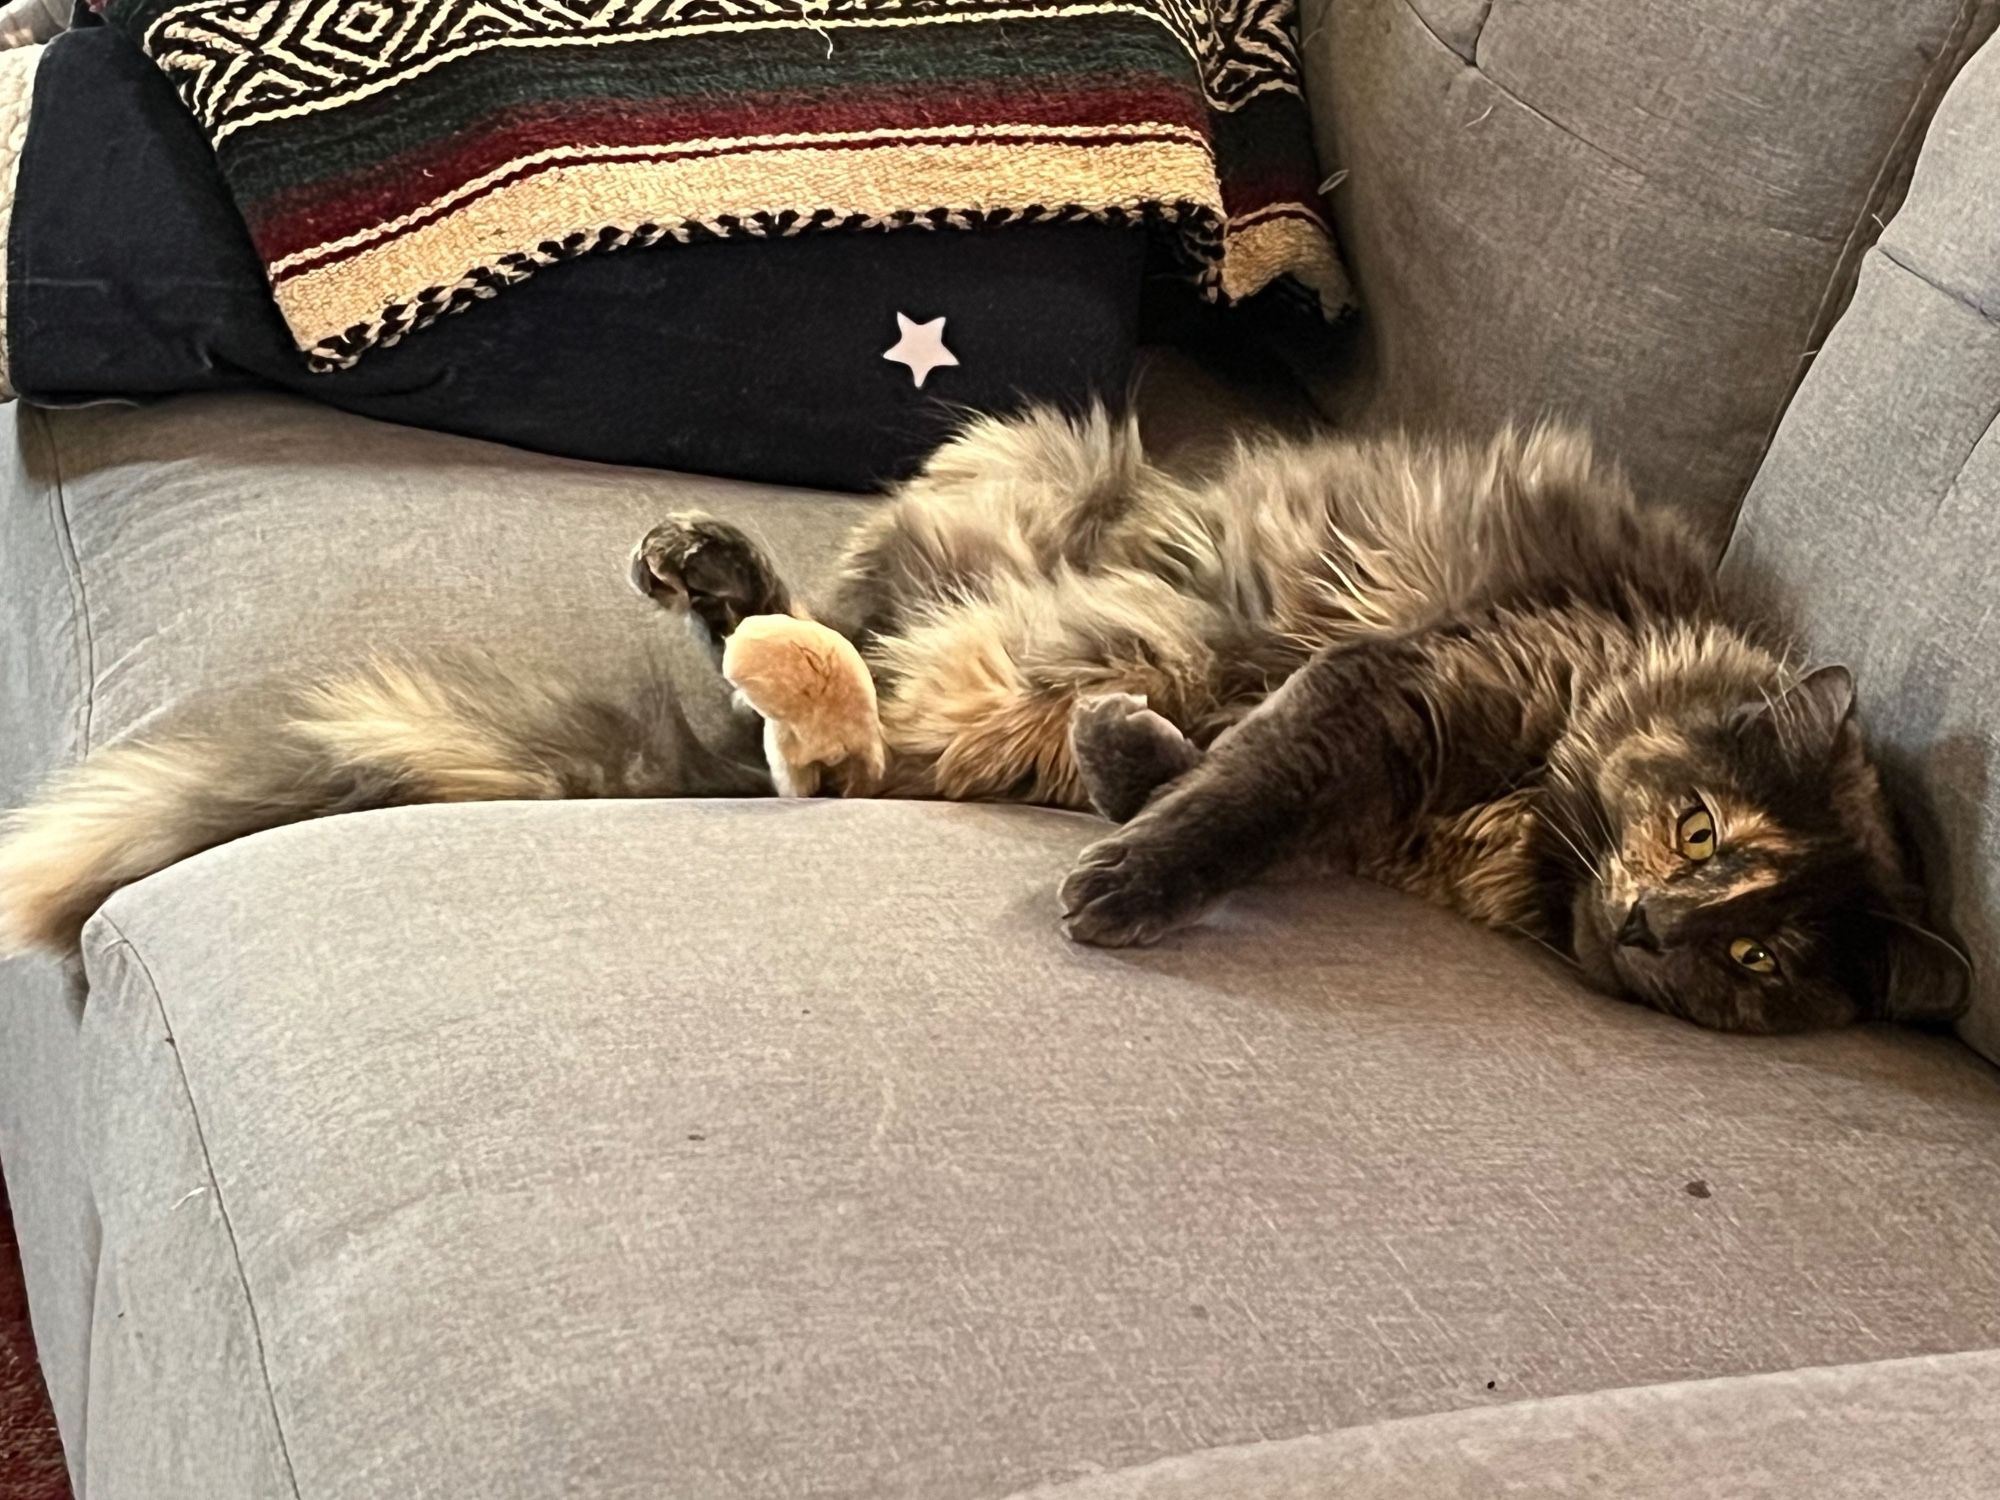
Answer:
[
  {"xmin": 1069, "ymin": 693, "xmax": 1203, "ymax": 822},
  {"xmin": 1060, "ymin": 634, "xmax": 1513, "ymax": 946},
  {"xmin": 873, "ymin": 570, "xmax": 1224, "ymax": 807},
  {"xmin": 631, "ymin": 514, "xmax": 796, "ymax": 659}
]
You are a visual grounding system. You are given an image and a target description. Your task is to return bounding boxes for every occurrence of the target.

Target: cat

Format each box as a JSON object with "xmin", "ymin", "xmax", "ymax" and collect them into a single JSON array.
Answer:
[
  {"xmin": 0, "ymin": 654, "xmax": 769, "ymax": 955},
  {"xmin": 0, "ymin": 409, "xmax": 1970, "ymax": 1034},
  {"xmin": 645, "ymin": 410, "xmax": 1970, "ymax": 1033}
]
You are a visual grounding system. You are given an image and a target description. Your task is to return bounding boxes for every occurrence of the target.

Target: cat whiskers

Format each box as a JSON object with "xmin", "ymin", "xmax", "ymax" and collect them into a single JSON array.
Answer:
[
  {"xmin": 1564, "ymin": 769, "xmax": 1620, "ymax": 854},
  {"xmin": 1547, "ymin": 820, "xmax": 1595, "ymax": 874},
  {"xmin": 1539, "ymin": 802, "xmax": 1600, "ymax": 876},
  {"xmin": 1504, "ymin": 923, "xmax": 1582, "ymax": 972}
]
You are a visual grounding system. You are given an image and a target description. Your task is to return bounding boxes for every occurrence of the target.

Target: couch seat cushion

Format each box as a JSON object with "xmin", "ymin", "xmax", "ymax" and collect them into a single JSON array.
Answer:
[
  {"xmin": 76, "ymin": 799, "xmax": 2000, "ymax": 1499},
  {"xmin": 0, "ymin": 390, "xmax": 870, "ymax": 1479},
  {"xmin": 1005, "ymin": 1350, "xmax": 2000, "ymax": 1498},
  {"xmin": 0, "ymin": 361, "xmax": 1310, "ymax": 1479},
  {"xmin": 0, "ymin": 391, "xmax": 871, "ymax": 796}
]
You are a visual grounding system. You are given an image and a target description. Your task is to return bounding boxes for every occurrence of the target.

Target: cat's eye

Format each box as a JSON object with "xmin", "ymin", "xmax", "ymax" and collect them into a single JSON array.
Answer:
[
  {"xmin": 1676, "ymin": 806, "xmax": 1717, "ymax": 861},
  {"xmin": 1729, "ymin": 938, "xmax": 1778, "ymax": 975}
]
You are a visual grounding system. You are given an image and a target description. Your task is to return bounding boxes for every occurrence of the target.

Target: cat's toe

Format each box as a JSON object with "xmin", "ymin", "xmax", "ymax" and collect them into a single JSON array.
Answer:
[
  {"xmin": 1059, "ymin": 837, "xmax": 1181, "ymax": 947},
  {"xmin": 632, "ymin": 515, "xmax": 704, "ymax": 605},
  {"xmin": 1071, "ymin": 691, "xmax": 1151, "ymax": 731},
  {"xmin": 1070, "ymin": 694, "xmax": 1202, "ymax": 823},
  {"xmin": 1069, "ymin": 693, "xmax": 1158, "ymax": 761}
]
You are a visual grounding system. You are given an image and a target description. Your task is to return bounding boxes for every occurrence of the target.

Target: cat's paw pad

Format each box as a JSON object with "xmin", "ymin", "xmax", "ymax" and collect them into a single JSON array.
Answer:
[
  {"xmin": 1070, "ymin": 692, "xmax": 1156, "ymax": 747},
  {"xmin": 631, "ymin": 515, "xmax": 784, "ymax": 638},
  {"xmin": 1059, "ymin": 835, "xmax": 1197, "ymax": 948}
]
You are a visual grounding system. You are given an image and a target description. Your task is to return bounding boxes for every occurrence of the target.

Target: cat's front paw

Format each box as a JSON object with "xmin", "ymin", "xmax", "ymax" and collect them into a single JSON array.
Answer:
[
  {"xmin": 631, "ymin": 514, "xmax": 788, "ymax": 641},
  {"xmin": 1059, "ymin": 834, "xmax": 1209, "ymax": 947}
]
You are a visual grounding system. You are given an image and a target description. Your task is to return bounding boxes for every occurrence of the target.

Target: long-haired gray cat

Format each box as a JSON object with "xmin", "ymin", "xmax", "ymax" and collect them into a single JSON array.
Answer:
[{"xmin": 0, "ymin": 410, "xmax": 1970, "ymax": 1033}]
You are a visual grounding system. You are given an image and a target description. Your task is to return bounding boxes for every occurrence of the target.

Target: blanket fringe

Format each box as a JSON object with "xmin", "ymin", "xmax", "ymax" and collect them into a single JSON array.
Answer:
[{"xmin": 301, "ymin": 197, "xmax": 1227, "ymax": 372}]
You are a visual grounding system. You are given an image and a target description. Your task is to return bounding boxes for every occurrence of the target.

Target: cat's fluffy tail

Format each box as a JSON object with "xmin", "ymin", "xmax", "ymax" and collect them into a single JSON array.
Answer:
[{"xmin": 0, "ymin": 656, "xmax": 763, "ymax": 957}]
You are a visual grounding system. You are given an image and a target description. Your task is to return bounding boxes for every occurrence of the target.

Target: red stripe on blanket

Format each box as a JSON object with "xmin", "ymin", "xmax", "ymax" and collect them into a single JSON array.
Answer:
[
  {"xmin": 246, "ymin": 74, "xmax": 1209, "ymax": 263},
  {"xmin": 271, "ymin": 125, "xmax": 1207, "ymax": 283}
]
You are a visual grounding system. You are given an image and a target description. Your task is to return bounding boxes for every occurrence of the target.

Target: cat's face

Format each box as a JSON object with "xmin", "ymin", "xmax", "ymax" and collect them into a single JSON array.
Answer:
[{"xmin": 1552, "ymin": 667, "xmax": 1970, "ymax": 1034}]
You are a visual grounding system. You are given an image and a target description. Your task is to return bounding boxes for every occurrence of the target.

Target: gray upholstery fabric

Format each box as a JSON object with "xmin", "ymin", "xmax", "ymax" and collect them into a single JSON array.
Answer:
[
  {"xmin": 12, "ymin": 25, "xmax": 2000, "ymax": 1485},
  {"xmin": 1006, "ymin": 1350, "xmax": 2000, "ymax": 1499},
  {"xmin": 1, "ymin": 394, "xmax": 869, "ymax": 759},
  {"xmin": 1724, "ymin": 35, "xmax": 2000, "ymax": 1066},
  {"xmin": 1297, "ymin": 0, "xmax": 2000, "ymax": 534},
  {"xmin": 78, "ymin": 800, "xmax": 2000, "ymax": 1500},
  {"xmin": 0, "ymin": 392, "xmax": 871, "ymax": 1487},
  {"xmin": 0, "ymin": 405, "xmax": 98, "ymax": 1477},
  {"xmin": 0, "ymin": 960, "xmax": 91, "ymax": 1472},
  {"xmin": 0, "ymin": 407, "xmax": 82, "ymax": 804},
  {"xmin": 0, "ymin": 371, "xmax": 1300, "ymax": 1488}
]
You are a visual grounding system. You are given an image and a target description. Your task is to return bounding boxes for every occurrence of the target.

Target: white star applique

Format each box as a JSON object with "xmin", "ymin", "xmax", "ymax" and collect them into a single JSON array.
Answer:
[{"xmin": 883, "ymin": 312, "xmax": 959, "ymax": 388}]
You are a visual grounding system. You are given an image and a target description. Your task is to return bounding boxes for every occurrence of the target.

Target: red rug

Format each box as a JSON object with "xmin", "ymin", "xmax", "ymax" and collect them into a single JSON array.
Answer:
[{"xmin": 0, "ymin": 1176, "xmax": 70, "ymax": 1499}]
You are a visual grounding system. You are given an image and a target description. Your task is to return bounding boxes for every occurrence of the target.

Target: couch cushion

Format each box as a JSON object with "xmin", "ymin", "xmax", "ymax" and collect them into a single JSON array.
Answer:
[
  {"xmin": 0, "ymin": 958, "xmax": 88, "ymax": 1485},
  {"xmin": 0, "ymin": 363, "xmax": 1308, "ymax": 781},
  {"xmin": 0, "ymin": 390, "xmax": 866, "ymax": 1485},
  {"xmin": 0, "ymin": 364, "xmax": 1308, "ymax": 1486},
  {"xmin": 0, "ymin": 393, "xmax": 871, "ymax": 772},
  {"xmin": 1723, "ymin": 36, "xmax": 2000, "ymax": 1066},
  {"xmin": 77, "ymin": 798, "xmax": 2000, "ymax": 1499},
  {"xmin": 1006, "ymin": 1351, "xmax": 2000, "ymax": 1499},
  {"xmin": 1298, "ymin": 0, "xmax": 2000, "ymax": 534},
  {"xmin": 0, "ymin": 393, "xmax": 98, "ymax": 1486}
]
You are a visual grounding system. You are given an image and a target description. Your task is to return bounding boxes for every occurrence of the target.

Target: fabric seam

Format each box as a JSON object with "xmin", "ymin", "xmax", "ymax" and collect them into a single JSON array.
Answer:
[
  {"xmin": 1393, "ymin": 0, "xmax": 1642, "ymax": 176},
  {"xmin": 1465, "ymin": 0, "xmax": 1495, "ymax": 64},
  {"xmin": 994, "ymin": 1349, "xmax": 2000, "ymax": 1500},
  {"xmin": 1876, "ymin": 241, "xmax": 2000, "ymax": 325},
  {"xmin": 93, "ymin": 919, "xmax": 305, "ymax": 1500},
  {"xmin": 26, "ymin": 404, "xmax": 95, "ymax": 759},
  {"xmin": 1398, "ymin": 0, "xmax": 1486, "ymax": 64},
  {"xmin": 1926, "ymin": 399, "xmax": 2000, "ymax": 520}
]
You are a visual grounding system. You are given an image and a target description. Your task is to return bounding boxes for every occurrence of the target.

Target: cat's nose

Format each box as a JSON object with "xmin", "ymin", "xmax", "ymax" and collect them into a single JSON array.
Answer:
[{"xmin": 1617, "ymin": 901, "xmax": 1661, "ymax": 953}]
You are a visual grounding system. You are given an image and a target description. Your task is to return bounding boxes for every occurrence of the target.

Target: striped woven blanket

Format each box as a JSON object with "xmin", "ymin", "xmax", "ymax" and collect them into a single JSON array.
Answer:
[{"xmin": 97, "ymin": 0, "xmax": 1348, "ymax": 369}]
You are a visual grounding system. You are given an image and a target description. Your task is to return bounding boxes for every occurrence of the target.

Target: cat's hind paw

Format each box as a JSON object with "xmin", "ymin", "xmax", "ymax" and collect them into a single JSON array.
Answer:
[
  {"xmin": 1069, "ymin": 693, "xmax": 1202, "ymax": 823},
  {"xmin": 631, "ymin": 514, "xmax": 789, "ymax": 642}
]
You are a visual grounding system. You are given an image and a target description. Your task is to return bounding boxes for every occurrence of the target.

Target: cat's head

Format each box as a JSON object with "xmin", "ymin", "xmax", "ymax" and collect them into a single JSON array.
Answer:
[{"xmin": 1547, "ymin": 660, "xmax": 1971, "ymax": 1034}]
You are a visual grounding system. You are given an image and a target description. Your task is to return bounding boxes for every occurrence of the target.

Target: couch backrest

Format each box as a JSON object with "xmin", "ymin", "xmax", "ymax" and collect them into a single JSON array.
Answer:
[
  {"xmin": 1297, "ymin": 0, "xmax": 1999, "ymax": 539},
  {"xmin": 1723, "ymin": 35, "xmax": 2000, "ymax": 1064}
]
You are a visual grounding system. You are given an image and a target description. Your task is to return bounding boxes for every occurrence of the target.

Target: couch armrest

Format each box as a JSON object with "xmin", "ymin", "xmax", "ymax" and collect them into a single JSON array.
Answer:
[
  {"xmin": 0, "ymin": 404, "xmax": 89, "ymax": 802},
  {"xmin": 1723, "ymin": 34, "xmax": 2000, "ymax": 1065}
]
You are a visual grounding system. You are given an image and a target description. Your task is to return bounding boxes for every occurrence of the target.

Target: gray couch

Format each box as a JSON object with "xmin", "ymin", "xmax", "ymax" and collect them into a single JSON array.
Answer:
[{"xmin": 6, "ymin": 3, "xmax": 2000, "ymax": 1496}]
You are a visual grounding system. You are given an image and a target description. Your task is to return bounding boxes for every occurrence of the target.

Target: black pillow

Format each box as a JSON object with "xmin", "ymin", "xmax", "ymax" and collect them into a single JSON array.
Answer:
[{"xmin": 9, "ymin": 25, "xmax": 1145, "ymax": 490}]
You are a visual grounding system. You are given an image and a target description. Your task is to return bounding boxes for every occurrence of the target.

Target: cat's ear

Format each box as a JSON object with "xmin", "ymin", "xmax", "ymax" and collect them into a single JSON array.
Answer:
[
  {"xmin": 1864, "ymin": 910, "xmax": 1974, "ymax": 1026},
  {"xmin": 1734, "ymin": 664, "xmax": 1856, "ymax": 764}
]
